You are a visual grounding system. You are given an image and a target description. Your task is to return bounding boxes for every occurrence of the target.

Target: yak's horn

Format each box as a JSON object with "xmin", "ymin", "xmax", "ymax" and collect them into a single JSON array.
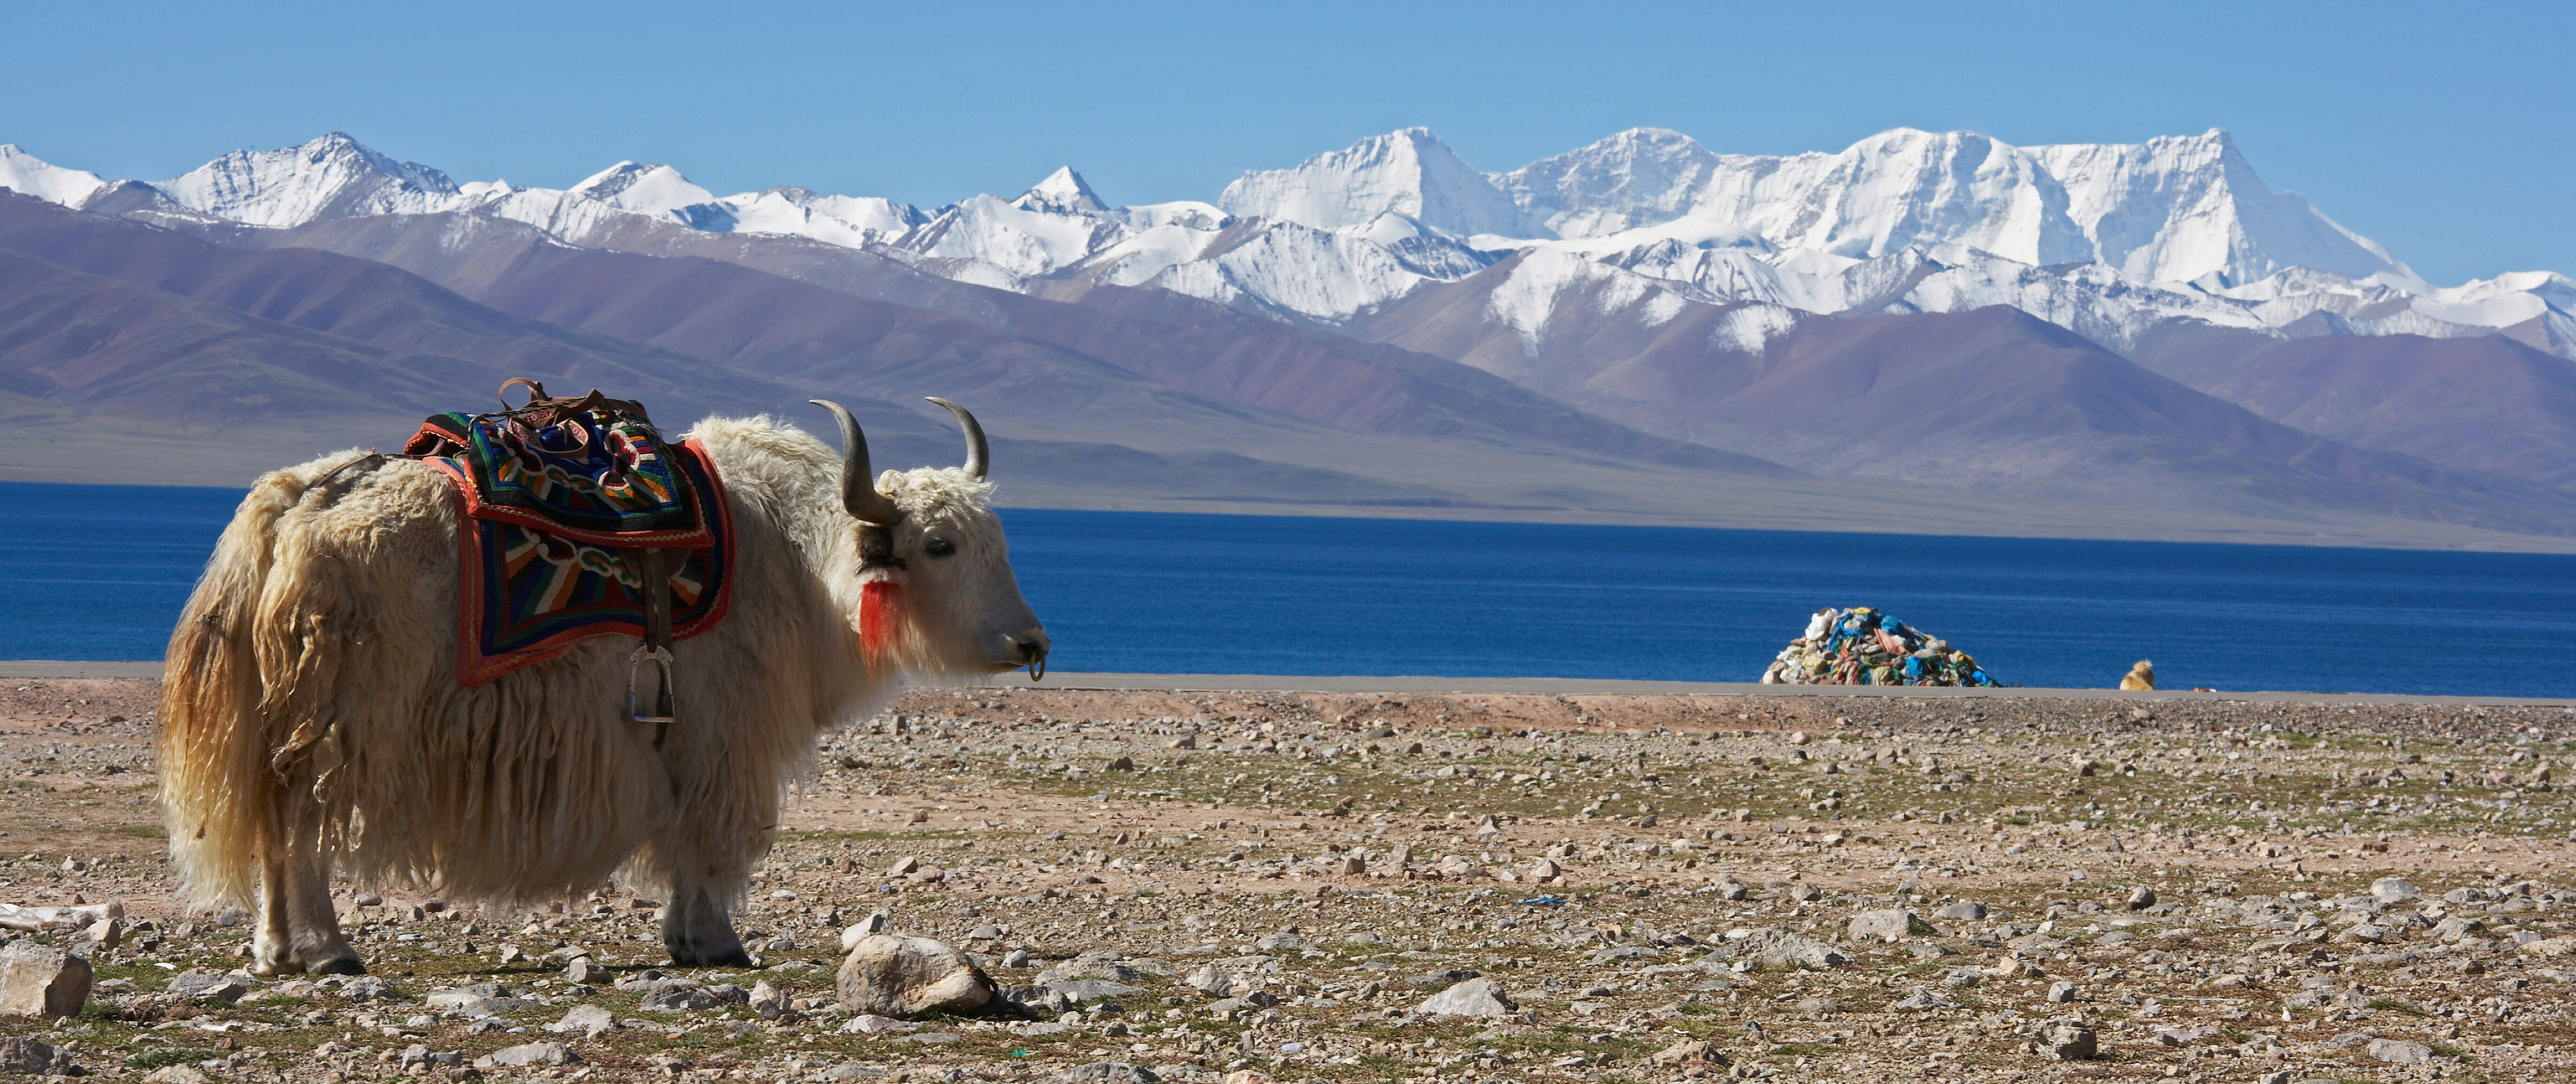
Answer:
[
  {"xmin": 925, "ymin": 397, "xmax": 988, "ymax": 479},
  {"xmin": 810, "ymin": 400, "xmax": 904, "ymax": 525}
]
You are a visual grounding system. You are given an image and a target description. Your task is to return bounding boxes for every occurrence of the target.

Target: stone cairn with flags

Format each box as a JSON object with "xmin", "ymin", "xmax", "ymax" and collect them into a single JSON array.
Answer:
[{"xmin": 1761, "ymin": 606, "xmax": 2000, "ymax": 687}]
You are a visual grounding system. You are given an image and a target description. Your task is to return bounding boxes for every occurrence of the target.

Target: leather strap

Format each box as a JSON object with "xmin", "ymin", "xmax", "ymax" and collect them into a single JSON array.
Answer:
[{"xmin": 626, "ymin": 547, "xmax": 677, "ymax": 744}]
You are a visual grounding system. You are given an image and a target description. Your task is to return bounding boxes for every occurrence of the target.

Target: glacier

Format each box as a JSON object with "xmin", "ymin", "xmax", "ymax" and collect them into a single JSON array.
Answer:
[{"xmin": 0, "ymin": 126, "xmax": 2565, "ymax": 361}]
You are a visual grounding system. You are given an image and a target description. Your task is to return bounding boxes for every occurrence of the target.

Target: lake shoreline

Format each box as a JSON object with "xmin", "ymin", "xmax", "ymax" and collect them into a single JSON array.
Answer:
[{"xmin": 9, "ymin": 662, "xmax": 2570, "ymax": 707}]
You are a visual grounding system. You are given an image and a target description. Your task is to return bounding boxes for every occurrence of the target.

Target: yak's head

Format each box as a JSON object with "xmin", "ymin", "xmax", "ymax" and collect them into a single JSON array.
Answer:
[{"xmin": 810, "ymin": 398, "xmax": 1050, "ymax": 680}]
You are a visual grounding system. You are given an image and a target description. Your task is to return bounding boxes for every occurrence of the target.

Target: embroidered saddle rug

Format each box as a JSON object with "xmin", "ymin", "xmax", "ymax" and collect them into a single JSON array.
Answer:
[{"xmin": 403, "ymin": 390, "xmax": 733, "ymax": 685}]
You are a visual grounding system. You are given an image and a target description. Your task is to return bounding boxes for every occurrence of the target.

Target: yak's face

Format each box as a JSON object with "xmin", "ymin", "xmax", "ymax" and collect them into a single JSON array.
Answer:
[
  {"xmin": 810, "ymin": 399, "xmax": 1050, "ymax": 681},
  {"xmin": 860, "ymin": 468, "xmax": 1048, "ymax": 678}
]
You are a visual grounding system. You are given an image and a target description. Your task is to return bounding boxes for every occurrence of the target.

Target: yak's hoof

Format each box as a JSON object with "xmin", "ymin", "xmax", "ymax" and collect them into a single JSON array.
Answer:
[
  {"xmin": 309, "ymin": 956, "xmax": 368, "ymax": 976},
  {"xmin": 666, "ymin": 943, "xmax": 754, "ymax": 969}
]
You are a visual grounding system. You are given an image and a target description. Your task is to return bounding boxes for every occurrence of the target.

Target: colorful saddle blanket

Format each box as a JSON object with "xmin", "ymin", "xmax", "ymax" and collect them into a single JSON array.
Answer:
[{"xmin": 404, "ymin": 401, "xmax": 733, "ymax": 685}]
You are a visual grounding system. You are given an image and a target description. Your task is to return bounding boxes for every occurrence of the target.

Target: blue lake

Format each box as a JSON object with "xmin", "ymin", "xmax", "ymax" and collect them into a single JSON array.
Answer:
[{"xmin": 4, "ymin": 481, "xmax": 2571, "ymax": 697}]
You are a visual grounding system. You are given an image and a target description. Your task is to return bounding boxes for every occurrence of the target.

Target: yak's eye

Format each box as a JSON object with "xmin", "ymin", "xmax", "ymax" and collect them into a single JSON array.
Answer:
[{"xmin": 924, "ymin": 535, "xmax": 957, "ymax": 558}]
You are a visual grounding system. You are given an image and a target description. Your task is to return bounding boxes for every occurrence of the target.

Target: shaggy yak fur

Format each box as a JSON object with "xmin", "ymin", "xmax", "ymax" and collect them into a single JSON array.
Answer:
[{"xmin": 158, "ymin": 413, "xmax": 1046, "ymax": 974}]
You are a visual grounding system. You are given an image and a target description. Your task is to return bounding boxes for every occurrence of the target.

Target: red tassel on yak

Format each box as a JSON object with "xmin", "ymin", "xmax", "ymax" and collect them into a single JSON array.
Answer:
[{"xmin": 860, "ymin": 579, "xmax": 908, "ymax": 668}]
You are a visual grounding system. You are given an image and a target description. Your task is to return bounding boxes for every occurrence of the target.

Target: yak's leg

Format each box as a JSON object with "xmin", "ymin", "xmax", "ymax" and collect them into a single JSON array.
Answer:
[
  {"xmin": 660, "ymin": 877, "xmax": 753, "ymax": 968},
  {"xmin": 251, "ymin": 844, "xmax": 301, "ymax": 977},
  {"xmin": 283, "ymin": 846, "xmax": 363, "ymax": 975}
]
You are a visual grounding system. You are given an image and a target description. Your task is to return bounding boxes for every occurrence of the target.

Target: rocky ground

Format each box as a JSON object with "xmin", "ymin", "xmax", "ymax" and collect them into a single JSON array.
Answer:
[{"xmin": 0, "ymin": 678, "xmax": 2574, "ymax": 1083}]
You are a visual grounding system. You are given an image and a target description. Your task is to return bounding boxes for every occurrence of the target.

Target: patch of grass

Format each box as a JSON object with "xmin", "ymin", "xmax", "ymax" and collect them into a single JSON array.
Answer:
[
  {"xmin": 112, "ymin": 823, "xmax": 166, "ymax": 838},
  {"xmin": 125, "ymin": 1049, "xmax": 221, "ymax": 1070},
  {"xmin": 2368, "ymin": 996, "xmax": 2430, "ymax": 1016}
]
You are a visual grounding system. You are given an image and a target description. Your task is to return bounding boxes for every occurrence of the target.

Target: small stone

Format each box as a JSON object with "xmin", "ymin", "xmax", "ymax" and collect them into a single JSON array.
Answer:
[
  {"xmin": 0, "ymin": 941, "xmax": 90, "ymax": 1018},
  {"xmin": 1983, "ymin": 957, "xmax": 2042, "ymax": 980},
  {"xmin": 2041, "ymin": 1021, "xmax": 2097, "ymax": 1060},
  {"xmin": 545, "ymin": 1003, "xmax": 614, "ymax": 1037},
  {"xmin": 1055, "ymin": 1064, "xmax": 1158, "ymax": 1084},
  {"xmin": 906, "ymin": 809, "xmax": 930, "ymax": 825},
  {"xmin": 1185, "ymin": 961, "xmax": 1235, "ymax": 997},
  {"xmin": 1528, "ymin": 858, "xmax": 1561, "ymax": 882},
  {"xmin": 498, "ymin": 944, "xmax": 524, "ymax": 965},
  {"xmin": 638, "ymin": 981, "xmax": 728, "ymax": 1012},
  {"xmin": 1002, "ymin": 949, "xmax": 1031, "ymax": 968},
  {"xmin": 1893, "ymin": 987, "xmax": 1955, "ymax": 1010},
  {"xmin": 479, "ymin": 1041, "xmax": 579, "ymax": 1067},
  {"xmin": 1936, "ymin": 900, "xmax": 1985, "ymax": 921},
  {"xmin": 1788, "ymin": 732, "xmax": 1811, "ymax": 745},
  {"xmin": 839, "ymin": 1013, "xmax": 916, "ymax": 1034},
  {"xmin": 750, "ymin": 979, "xmax": 786, "ymax": 1019},
  {"xmin": 2517, "ymin": 936, "xmax": 2576, "ymax": 958},
  {"xmin": 1416, "ymin": 977, "xmax": 1514, "ymax": 1016},
  {"xmin": 1795, "ymin": 994, "xmax": 1840, "ymax": 1014},
  {"xmin": 837, "ymin": 932, "xmax": 995, "ymax": 1017},
  {"xmin": 144, "ymin": 1067, "xmax": 209, "ymax": 1084},
  {"xmin": 354, "ymin": 892, "xmax": 384, "ymax": 907},
  {"xmin": 2046, "ymin": 981, "xmax": 2077, "ymax": 1003},
  {"xmin": 2370, "ymin": 877, "xmax": 2419, "ymax": 904},
  {"xmin": 565, "ymin": 955, "xmax": 609, "ymax": 984},
  {"xmin": 1650, "ymin": 1038, "xmax": 1712, "ymax": 1064},
  {"xmin": 1106, "ymin": 756, "xmax": 1134, "ymax": 772},
  {"xmin": 886, "ymin": 856, "xmax": 920, "ymax": 877},
  {"xmin": 2125, "ymin": 885, "xmax": 2156, "ymax": 911},
  {"xmin": 968, "ymin": 924, "xmax": 1005, "ymax": 941}
]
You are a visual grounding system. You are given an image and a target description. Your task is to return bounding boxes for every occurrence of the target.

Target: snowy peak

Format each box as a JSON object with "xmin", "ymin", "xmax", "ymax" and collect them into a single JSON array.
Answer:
[
  {"xmin": 0, "ymin": 144, "xmax": 109, "ymax": 208},
  {"xmin": 1220, "ymin": 127, "xmax": 1536, "ymax": 239},
  {"xmin": 156, "ymin": 132, "xmax": 457, "ymax": 227},
  {"xmin": 1015, "ymin": 166, "xmax": 1107, "ymax": 214},
  {"xmin": 563, "ymin": 161, "xmax": 733, "ymax": 231},
  {"xmin": 2029, "ymin": 128, "xmax": 2413, "ymax": 287},
  {"xmin": 1491, "ymin": 127, "xmax": 1725, "ymax": 239}
]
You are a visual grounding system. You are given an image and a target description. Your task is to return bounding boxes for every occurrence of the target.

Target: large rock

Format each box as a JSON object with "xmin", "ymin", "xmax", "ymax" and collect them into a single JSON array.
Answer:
[
  {"xmin": 1416, "ymin": 977, "xmax": 1514, "ymax": 1016},
  {"xmin": 1721, "ymin": 929, "xmax": 1849, "ymax": 969},
  {"xmin": 2368, "ymin": 1038, "xmax": 2435, "ymax": 1064},
  {"xmin": 0, "ymin": 1037, "xmax": 65, "ymax": 1074},
  {"xmin": 838, "ymin": 933, "xmax": 995, "ymax": 1018},
  {"xmin": 1848, "ymin": 908, "xmax": 1932, "ymax": 942},
  {"xmin": 0, "ymin": 941, "xmax": 90, "ymax": 1018}
]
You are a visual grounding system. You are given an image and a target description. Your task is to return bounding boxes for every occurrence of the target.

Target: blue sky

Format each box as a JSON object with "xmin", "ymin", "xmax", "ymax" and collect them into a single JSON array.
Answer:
[{"xmin": 4, "ymin": 0, "xmax": 2568, "ymax": 283}]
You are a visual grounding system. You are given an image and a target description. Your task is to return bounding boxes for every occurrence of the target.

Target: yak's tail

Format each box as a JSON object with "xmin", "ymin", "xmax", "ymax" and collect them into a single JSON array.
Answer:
[{"xmin": 159, "ymin": 467, "xmax": 320, "ymax": 911}]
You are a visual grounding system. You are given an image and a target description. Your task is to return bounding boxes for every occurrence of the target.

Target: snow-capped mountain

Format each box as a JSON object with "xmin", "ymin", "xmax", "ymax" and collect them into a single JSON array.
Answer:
[
  {"xmin": 0, "ymin": 145, "xmax": 108, "ymax": 207},
  {"xmin": 1495, "ymin": 127, "xmax": 2411, "ymax": 286},
  {"xmin": 155, "ymin": 132, "xmax": 464, "ymax": 226},
  {"xmin": 2, "ymin": 128, "xmax": 2566, "ymax": 360}
]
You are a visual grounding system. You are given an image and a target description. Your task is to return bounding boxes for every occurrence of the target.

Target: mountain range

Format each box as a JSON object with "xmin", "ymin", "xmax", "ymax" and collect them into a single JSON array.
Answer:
[{"xmin": 2, "ymin": 127, "xmax": 2571, "ymax": 551}]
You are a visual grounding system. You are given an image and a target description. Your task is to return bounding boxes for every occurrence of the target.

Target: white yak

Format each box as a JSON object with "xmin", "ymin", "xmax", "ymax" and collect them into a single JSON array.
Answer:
[{"xmin": 158, "ymin": 399, "xmax": 1048, "ymax": 974}]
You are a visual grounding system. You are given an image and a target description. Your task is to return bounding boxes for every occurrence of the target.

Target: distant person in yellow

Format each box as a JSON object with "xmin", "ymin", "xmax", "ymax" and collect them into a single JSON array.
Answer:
[{"xmin": 2120, "ymin": 660, "xmax": 2155, "ymax": 690}]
